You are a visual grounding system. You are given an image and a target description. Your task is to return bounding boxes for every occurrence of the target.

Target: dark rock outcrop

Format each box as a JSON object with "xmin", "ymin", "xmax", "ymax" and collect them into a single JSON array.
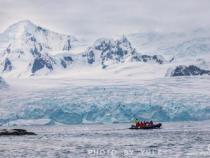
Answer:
[
  {"xmin": 86, "ymin": 49, "xmax": 95, "ymax": 64},
  {"xmin": 36, "ymin": 26, "xmax": 47, "ymax": 33},
  {"xmin": 63, "ymin": 39, "xmax": 71, "ymax": 51},
  {"xmin": 3, "ymin": 58, "xmax": 12, "ymax": 72},
  {"xmin": 83, "ymin": 37, "xmax": 166, "ymax": 68},
  {"xmin": 132, "ymin": 54, "xmax": 165, "ymax": 64},
  {"xmin": 0, "ymin": 129, "xmax": 36, "ymax": 136},
  {"xmin": 97, "ymin": 37, "xmax": 135, "ymax": 66},
  {"xmin": 83, "ymin": 37, "xmax": 135, "ymax": 67},
  {"xmin": 60, "ymin": 56, "xmax": 73, "ymax": 68},
  {"xmin": 31, "ymin": 57, "xmax": 54, "ymax": 73},
  {"xmin": 63, "ymin": 56, "xmax": 73, "ymax": 62},
  {"xmin": 60, "ymin": 59, "xmax": 67, "ymax": 68},
  {"xmin": 170, "ymin": 65, "xmax": 210, "ymax": 76},
  {"xmin": 30, "ymin": 44, "xmax": 42, "ymax": 57}
]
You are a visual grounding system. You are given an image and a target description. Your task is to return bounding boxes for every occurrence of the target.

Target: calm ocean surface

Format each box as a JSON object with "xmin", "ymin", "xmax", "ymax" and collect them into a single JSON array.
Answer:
[{"xmin": 1, "ymin": 121, "xmax": 210, "ymax": 158}]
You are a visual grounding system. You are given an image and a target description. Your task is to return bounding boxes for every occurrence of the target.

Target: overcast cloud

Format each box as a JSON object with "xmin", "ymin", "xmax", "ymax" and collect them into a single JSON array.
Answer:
[{"xmin": 0, "ymin": 0, "xmax": 210, "ymax": 39}]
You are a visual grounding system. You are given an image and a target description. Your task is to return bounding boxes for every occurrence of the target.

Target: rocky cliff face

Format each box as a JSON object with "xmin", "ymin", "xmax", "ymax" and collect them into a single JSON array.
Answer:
[
  {"xmin": 83, "ymin": 36, "xmax": 166, "ymax": 68},
  {"xmin": 169, "ymin": 65, "xmax": 210, "ymax": 77}
]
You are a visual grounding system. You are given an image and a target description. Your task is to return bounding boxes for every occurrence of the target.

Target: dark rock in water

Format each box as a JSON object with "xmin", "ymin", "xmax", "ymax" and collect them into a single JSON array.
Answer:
[
  {"xmin": 3, "ymin": 58, "xmax": 12, "ymax": 72},
  {"xmin": 171, "ymin": 65, "xmax": 210, "ymax": 77},
  {"xmin": 0, "ymin": 129, "xmax": 36, "ymax": 136}
]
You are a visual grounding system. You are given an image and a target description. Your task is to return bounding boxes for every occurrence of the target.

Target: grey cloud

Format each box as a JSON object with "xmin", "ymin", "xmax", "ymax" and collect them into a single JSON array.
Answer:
[{"xmin": 0, "ymin": 0, "xmax": 210, "ymax": 40}]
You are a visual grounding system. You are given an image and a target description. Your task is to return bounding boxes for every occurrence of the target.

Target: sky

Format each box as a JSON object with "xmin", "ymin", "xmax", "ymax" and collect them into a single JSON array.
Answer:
[{"xmin": 0, "ymin": 0, "xmax": 210, "ymax": 39}]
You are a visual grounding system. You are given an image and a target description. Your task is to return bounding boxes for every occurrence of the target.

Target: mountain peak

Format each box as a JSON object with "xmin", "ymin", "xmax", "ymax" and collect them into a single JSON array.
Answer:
[
  {"xmin": 3, "ymin": 20, "xmax": 38, "ymax": 38},
  {"xmin": 14, "ymin": 20, "xmax": 34, "ymax": 25},
  {"xmin": 5, "ymin": 19, "xmax": 35, "ymax": 30}
]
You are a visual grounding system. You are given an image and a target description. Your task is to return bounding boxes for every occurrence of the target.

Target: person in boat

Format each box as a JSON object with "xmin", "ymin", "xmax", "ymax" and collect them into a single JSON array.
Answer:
[
  {"xmin": 134, "ymin": 118, "xmax": 139, "ymax": 123},
  {"xmin": 133, "ymin": 118, "xmax": 139, "ymax": 127},
  {"xmin": 140, "ymin": 121, "xmax": 144, "ymax": 128},
  {"xmin": 136, "ymin": 121, "xmax": 140, "ymax": 128}
]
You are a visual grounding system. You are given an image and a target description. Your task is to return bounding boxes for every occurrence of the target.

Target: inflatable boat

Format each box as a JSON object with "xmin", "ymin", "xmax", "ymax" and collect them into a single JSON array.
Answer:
[{"xmin": 129, "ymin": 123, "xmax": 162, "ymax": 129}]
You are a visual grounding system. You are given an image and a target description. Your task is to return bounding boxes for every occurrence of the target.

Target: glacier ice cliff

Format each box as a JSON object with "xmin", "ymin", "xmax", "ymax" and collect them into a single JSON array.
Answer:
[{"xmin": 1, "ymin": 78, "xmax": 210, "ymax": 125}]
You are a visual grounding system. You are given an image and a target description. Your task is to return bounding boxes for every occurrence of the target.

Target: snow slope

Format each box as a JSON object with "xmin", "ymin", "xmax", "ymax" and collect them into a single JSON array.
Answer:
[
  {"xmin": 128, "ymin": 29, "xmax": 210, "ymax": 58},
  {"xmin": 1, "ymin": 20, "xmax": 77, "ymax": 54},
  {"xmin": 0, "ymin": 76, "xmax": 8, "ymax": 88}
]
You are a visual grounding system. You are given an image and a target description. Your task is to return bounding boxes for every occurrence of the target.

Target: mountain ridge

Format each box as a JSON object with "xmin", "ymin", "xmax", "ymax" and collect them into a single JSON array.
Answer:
[{"xmin": 0, "ymin": 20, "xmax": 210, "ymax": 78}]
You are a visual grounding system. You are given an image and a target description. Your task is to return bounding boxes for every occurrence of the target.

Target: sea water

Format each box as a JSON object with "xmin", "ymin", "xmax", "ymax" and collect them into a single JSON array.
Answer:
[{"xmin": 1, "ymin": 121, "xmax": 210, "ymax": 158}]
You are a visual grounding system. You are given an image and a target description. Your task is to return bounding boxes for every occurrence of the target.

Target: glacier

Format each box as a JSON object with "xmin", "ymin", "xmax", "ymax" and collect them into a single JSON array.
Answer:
[{"xmin": 0, "ymin": 77, "xmax": 210, "ymax": 125}]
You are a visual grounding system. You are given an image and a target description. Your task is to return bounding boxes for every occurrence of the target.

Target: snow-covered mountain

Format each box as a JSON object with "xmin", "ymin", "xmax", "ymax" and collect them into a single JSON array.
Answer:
[
  {"xmin": 0, "ymin": 21, "xmax": 169, "ymax": 78},
  {"xmin": 82, "ymin": 36, "xmax": 166, "ymax": 69},
  {"xmin": 161, "ymin": 38, "xmax": 210, "ymax": 59},
  {"xmin": 0, "ymin": 20, "xmax": 78, "ymax": 77},
  {"xmin": 0, "ymin": 20, "xmax": 210, "ymax": 79},
  {"xmin": 1, "ymin": 20, "xmax": 77, "ymax": 53},
  {"xmin": 128, "ymin": 29, "xmax": 210, "ymax": 58},
  {"xmin": 128, "ymin": 30, "xmax": 210, "ymax": 77}
]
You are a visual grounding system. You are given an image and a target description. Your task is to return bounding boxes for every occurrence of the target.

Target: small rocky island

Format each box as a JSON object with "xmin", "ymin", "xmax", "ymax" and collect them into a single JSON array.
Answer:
[{"xmin": 0, "ymin": 129, "xmax": 36, "ymax": 136}]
